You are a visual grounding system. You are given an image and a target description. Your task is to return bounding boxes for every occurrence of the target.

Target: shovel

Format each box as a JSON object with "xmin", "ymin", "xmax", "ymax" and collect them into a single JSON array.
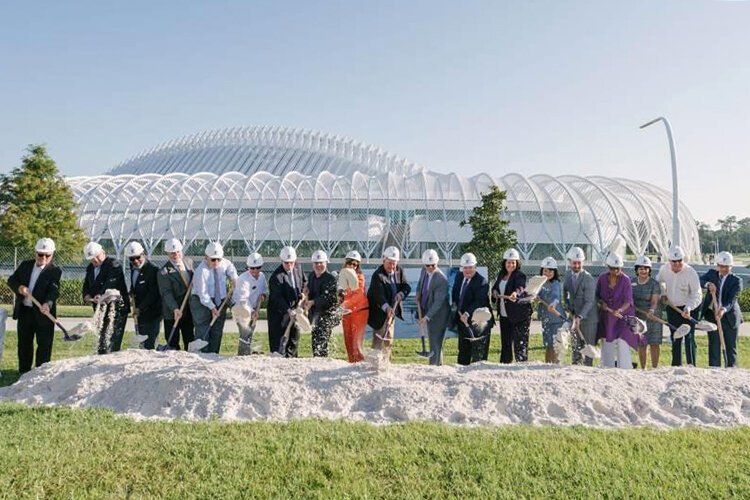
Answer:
[
  {"xmin": 276, "ymin": 295, "xmax": 311, "ymax": 356},
  {"xmin": 710, "ymin": 288, "xmax": 729, "ymax": 367},
  {"xmin": 156, "ymin": 282, "xmax": 193, "ymax": 352},
  {"xmin": 459, "ymin": 312, "xmax": 487, "ymax": 343},
  {"xmin": 375, "ymin": 297, "xmax": 401, "ymax": 342},
  {"xmin": 237, "ymin": 294, "xmax": 264, "ymax": 354},
  {"xmin": 415, "ymin": 302, "xmax": 434, "ymax": 359},
  {"xmin": 129, "ymin": 294, "xmax": 148, "ymax": 346},
  {"xmin": 188, "ymin": 288, "xmax": 232, "ymax": 353},
  {"xmin": 29, "ymin": 295, "xmax": 84, "ymax": 341},
  {"xmin": 635, "ymin": 307, "xmax": 691, "ymax": 340},
  {"xmin": 660, "ymin": 283, "xmax": 717, "ymax": 331}
]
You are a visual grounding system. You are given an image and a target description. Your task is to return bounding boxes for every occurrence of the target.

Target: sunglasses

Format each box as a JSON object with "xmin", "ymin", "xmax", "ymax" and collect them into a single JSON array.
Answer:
[
  {"xmin": 424, "ymin": 264, "xmax": 436, "ymax": 268},
  {"xmin": 36, "ymin": 253, "xmax": 52, "ymax": 258},
  {"xmin": 129, "ymin": 256, "xmax": 143, "ymax": 261},
  {"xmin": 249, "ymin": 266, "xmax": 261, "ymax": 270},
  {"xmin": 210, "ymin": 258, "xmax": 221, "ymax": 262}
]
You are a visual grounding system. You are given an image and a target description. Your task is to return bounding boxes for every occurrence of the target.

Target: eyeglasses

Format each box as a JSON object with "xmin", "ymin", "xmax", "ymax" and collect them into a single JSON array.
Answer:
[
  {"xmin": 129, "ymin": 256, "xmax": 143, "ymax": 261},
  {"xmin": 210, "ymin": 258, "xmax": 221, "ymax": 262},
  {"xmin": 36, "ymin": 253, "xmax": 51, "ymax": 258},
  {"xmin": 249, "ymin": 266, "xmax": 261, "ymax": 270},
  {"xmin": 424, "ymin": 264, "xmax": 436, "ymax": 268}
]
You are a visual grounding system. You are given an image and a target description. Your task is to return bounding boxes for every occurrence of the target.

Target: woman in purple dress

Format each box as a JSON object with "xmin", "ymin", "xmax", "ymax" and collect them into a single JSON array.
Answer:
[{"xmin": 596, "ymin": 254, "xmax": 641, "ymax": 369}]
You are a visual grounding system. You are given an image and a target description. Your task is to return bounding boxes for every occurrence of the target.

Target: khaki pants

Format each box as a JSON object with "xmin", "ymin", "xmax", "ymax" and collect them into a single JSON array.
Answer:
[{"xmin": 371, "ymin": 319, "xmax": 395, "ymax": 362}]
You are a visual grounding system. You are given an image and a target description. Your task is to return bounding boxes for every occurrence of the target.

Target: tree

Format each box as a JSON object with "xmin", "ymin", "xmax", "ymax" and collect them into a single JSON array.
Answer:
[
  {"xmin": 460, "ymin": 185, "xmax": 517, "ymax": 279},
  {"xmin": 0, "ymin": 144, "xmax": 87, "ymax": 261}
]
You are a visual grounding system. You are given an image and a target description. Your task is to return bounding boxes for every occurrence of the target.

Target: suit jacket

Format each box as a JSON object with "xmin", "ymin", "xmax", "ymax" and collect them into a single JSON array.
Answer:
[
  {"xmin": 129, "ymin": 260, "xmax": 162, "ymax": 320},
  {"xmin": 563, "ymin": 270, "xmax": 597, "ymax": 324},
  {"xmin": 451, "ymin": 271, "xmax": 493, "ymax": 326},
  {"xmin": 491, "ymin": 270, "xmax": 533, "ymax": 324},
  {"xmin": 268, "ymin": 264, "xmax": 307, "ymax": 319},
  {"xmin": 157, "ymin": 259, "xmax": 194, "ymax": 318},
  {"xmin": 306, "ymin": 270, "xmax": 338, "ymax": 320},
  {"xmin": 83, "ymin": 257, "xmax": 130, "ymax": 312},
  {"xmin": 700, "ymin": 269, "xmax": 742, "ymax": 330},
  {"xmin": 367, "ymin": 264, "xmax": 411, "ymax": 330},
  {"xmin": 8, "ymin": 260, "xmax": 62, "ymax": 320},
  {"xmin": 416, "ymin": 268, "xmax": 450, "ymax": 333}
]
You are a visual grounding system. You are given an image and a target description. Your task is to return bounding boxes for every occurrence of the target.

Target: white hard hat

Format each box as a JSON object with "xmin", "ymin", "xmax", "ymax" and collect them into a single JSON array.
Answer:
[
  {"xmin": 566, "ymin": 246, "xmax": 585, "ymax": 262},
  {"xmin": 383, "ymin": 246, "xmax": 400, "ymax": 262},
  {"xmin": 634, "ymin": 255, "xmax": 652, "ymax": 268},
  {"xmin": 124, "ymin": 241, "xmax": 145, "ymax": 258},
  {"xmin": 540, "ymin": 256, "xmax": 558, "ymax": 269},
  {"xmin": 716, "ymin": 251, "xmax": 734, "ymax": 266},
  {"xmin": 246, "ymin": 252, "xmax": 264, "ymax": 267},
  {"xmin": 422, "ymin": 249, "xmax": 439, "ymax": 266},
  {"xmin": 84, "ymin": 242, "xmax": 104, "ymax": 260},
  {"xmin": 667, "ymin": 246, "xmax": 685, "ymax": 261},
  {"xmin": 35, "ymin": 238, "xmax": 56, "ymax": 254},
  {"xmin": 280, "ymin": 246, "xmax": 297, "ymax": 262},
  {"xmin": 205, "ymin": 242, "xmax": 224, "ymax": 259},
  {"xmin": 345, "ymin": 250, "xmax": 362, "ymax": 262},
  {"xmin": 605, "ymin": 253, "xmax": 624, "ymax": 268},
  {"xmin": 164, "ymin": 238, "xmax": 183, "ymax": 253},
  {"xmin": 460, "ymin": 252, "xmax": 477, "ymax": 268},
  {"xmin": 503, "ymin": 248, "xmax": 521, "ymax": 261},
  {"xmin": 311, "ymin": 250, "xmax": 328, "ymax": 263}
]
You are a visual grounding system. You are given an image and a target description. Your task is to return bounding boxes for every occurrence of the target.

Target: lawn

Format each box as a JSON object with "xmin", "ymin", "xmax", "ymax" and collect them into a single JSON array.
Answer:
[{"xmin": 2, "ymin": 331, "xmax": 750, "ymax": 498}]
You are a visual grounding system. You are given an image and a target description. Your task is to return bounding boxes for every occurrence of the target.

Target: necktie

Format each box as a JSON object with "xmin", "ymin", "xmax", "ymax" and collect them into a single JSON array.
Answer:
[
  {"xmin": 213, "ymin": 267, "xmax": 222, "ymax": 306},
  {"xmin": 420, "ymin": 274, "xmax": 430, "ymax": 310},
  {"xmin": 389, "ymin": 273, "xmax": 397, "ymax": 297},
  {"xmin": 289, "ymin": 271, "xmax": 297, "ymax": 293},
  {"xmin": 572, "ymin": 273, "xmax": 578, "ymax": 290},
  {"xmin": 93, "ymin": 266, "xmax": 100, "ymax": 280},
  {"xmin": 458, "ymin": 278, "xmax": 469, "ymax": 310},
  {"xmin": 131, "ymin": 268, "xmax": 140, "ymax": 288}
]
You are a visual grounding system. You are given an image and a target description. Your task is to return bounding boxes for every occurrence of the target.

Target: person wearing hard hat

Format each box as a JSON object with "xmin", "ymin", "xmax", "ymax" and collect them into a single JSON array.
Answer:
[
  {"xmin": 452, "ymin": 252, "xmax": 493, "ymax": 365},
  {"xmin": 338, "ymin": 250, "xmax": 368, "ymax": 363},
  {"xmin": 157, "ymin": 238, "xmax": 195, "ymax": 350},
  {"xmin": 232, "ymin": 252, "xmax": 268, "ymax": 355},
  {"xmin": 189, "ymin": 242, "xmax": 238, "ymax": 353},
  {"xmin": 82, "ymin": 241, "xmax": 130, "ymax": 353},
  {"xmin": 124, "ymin": 241, "xmax": 162, "ymax": 349},
  {"xmin": 268, "ymin": 245, "xmax": 307, "ymax": 357},
  {"xmin": 7, "ymin": 238, "xmax": 62, "ymax": 373},
  {"xmin": 656, "ymin": 246, "xmax": 702, "ymax": 366},
  {"xmin": 367, "ymin": 246, "xmax": 411, "ymax": 361},
  {"xmin": 699, "ymin": 251, "xmax": 742, "ymax": 367},
  {"xmin": 304, "ymin": 250, "xmax": 339, "ymax": 357},
  {"xmin": 491, "ymin": 248, "xmax": 533, "ymax": 363},
  {"xmin": 562, "ymin": 246, "xmax": 598, "ymax": 366},
  {"xmin": 632, "ymin": 256, "xmax": 664, "ymax": 368},
  {"xmin": 416, "ymin": 249, "xmax": 450, "ymax": 365},
  {"xmin": 536, "ymin": 257, "xmax": 566, "ymax": 363},
  {"xmin": 596, "ymin": 253, "xmax": 642, "ymax": 369}
]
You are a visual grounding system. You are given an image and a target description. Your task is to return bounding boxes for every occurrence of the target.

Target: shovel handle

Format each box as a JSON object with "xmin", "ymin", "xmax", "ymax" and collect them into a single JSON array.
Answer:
[
  {"xmin": 29, "ymin": 295, "xmax": 67, "ymax": 332},
  {"xmin": 710, "ymin": 289, "xmax": 726, "ymax": 351}
]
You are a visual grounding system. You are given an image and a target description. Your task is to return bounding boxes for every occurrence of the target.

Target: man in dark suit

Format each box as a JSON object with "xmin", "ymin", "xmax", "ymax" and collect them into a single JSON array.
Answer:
[
  {"xmin": 416, "ymin": 249, "xmax": 450, "ymax": 366},
  {"xmin": 124, "ymin": 241, "xmax": 162, "ymax": 349},
  {"xmin": 7, "ymin": 238, "xmax": 62, "ymax": 373},
  {"xmin": 452, "ymin": 252, "xmax": 493, "ymax": 366},
  {"xmin": 82, "ymin": 241, "xmax": 130, "ymax": 353},
  {"xmin": 157, "ymin": 238, "xmax": 194, "ymax": 350},
  {"xmin": 305, "ymin": 250, "xmax": 339, "ymax": 357},
  {"xmin": 700, "ymin": 251, "xmax": 742, "ymax": 367},
  {"xmin": 367, "ymin": 246, "xmax": 411, "ymax": 362},
  {"xmin": 268, "ymin": 246, "xmax": 307, "ymax": 357}
]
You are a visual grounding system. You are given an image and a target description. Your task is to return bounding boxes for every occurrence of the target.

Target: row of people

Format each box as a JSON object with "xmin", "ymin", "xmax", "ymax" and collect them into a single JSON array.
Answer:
[{"xmin": 6, "ymin": 238, "xmax": 740, "ymax": 373}]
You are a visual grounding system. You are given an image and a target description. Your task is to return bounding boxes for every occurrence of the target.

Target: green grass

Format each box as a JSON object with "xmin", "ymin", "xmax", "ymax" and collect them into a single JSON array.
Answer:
[
  {"xmin": 1, "ymin": 304, "xmax": 93, "ymax": 317},
  {"xmin": 2, "ymin": 331, "xmax": 750, "ymax": 498}
]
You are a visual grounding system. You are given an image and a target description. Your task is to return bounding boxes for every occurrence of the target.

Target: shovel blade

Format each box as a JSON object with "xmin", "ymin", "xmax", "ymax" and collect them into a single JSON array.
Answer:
[
  {"xmin": 187, "ymin": 339, "xmax": 208, "ymax": 353},
  {"xmin": 416, "ymin": 350, "xmax": 434, "ymax": 358}
]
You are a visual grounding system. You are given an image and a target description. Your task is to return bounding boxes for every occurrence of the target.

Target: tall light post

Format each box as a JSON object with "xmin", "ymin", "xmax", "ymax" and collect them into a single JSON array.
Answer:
[{"xmin": 640, "ymin": 116, "xmax": 680, "ymax": 248}]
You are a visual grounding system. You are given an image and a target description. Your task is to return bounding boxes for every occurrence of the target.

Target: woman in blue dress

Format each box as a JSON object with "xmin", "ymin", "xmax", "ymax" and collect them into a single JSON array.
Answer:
[{"xmin": 536, "ymin": 256, "xmax": 566, "ymax": 363}]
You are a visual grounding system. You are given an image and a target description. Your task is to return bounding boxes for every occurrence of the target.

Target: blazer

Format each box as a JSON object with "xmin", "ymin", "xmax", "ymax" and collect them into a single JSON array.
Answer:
[
  {"xmin": 157, "ymin": 259, "xmax": 194, "ymax": 319},
  {"xmin": 563, "ymin": 270, "xmax": 597, "ymax": 323},
  {"xmin": 491, "ymin": 270, "xmax": 532, "ymax": 324},
  {"xmin": 8, "ymin": 260, "xmax": 62, "ymax": 320},
  {"xmin": 83, "ymin": 257, "xmax": 130, "ymax": 312},
  {"xmin": 268, "ymin": 264, "xmax": 307, "ymax": 319},
  {"xmin": 451, "ymin": 271, "xmax": 494, "ymax": 326},
  {"xmin": 367, "ymin": 264, "xmax": 411, "ymax": 330},
  {"xmin": 306, "ymin": 270, "xmax": 338, "ymax": 319},
  {"xmin": 700, "ymin": 269, "xmax": 742, "ymax": 329},
  {"xmin": 128, "ymin": 260, "xmax": 162, "ymax": 320},
  {"xmin": 416, "ymin": 268, "xmax": 450, "ymax": 333}
]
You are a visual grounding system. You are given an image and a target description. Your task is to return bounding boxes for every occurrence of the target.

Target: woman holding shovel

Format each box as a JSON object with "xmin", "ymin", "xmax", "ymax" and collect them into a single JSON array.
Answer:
[
  {"xmin": 632, "ymin": 255, "xmax": 663, "ymax": 368},
  {"xmin": 536, "ymin": 257, "xmax": 565, "ymax": 364},
  {"xmin": 338, "ymin": 251, "xmax": 368, "ymax": 363}
]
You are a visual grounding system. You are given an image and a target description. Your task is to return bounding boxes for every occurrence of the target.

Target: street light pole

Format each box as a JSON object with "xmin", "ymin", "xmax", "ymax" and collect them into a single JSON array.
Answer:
[{"xmin": 640, "ymin": 116, "xmax": 679, "ymax": 248}]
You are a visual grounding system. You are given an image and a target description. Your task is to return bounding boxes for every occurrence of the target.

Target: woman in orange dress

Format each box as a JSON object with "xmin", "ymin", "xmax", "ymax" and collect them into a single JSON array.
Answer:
[{"xmin": 339, "ymin": 251, "xmax": 368, "ymax": 362}]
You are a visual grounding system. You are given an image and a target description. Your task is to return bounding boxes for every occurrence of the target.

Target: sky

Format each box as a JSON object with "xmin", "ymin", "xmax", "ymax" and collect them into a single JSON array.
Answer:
[{"xmin": 1, "ymin": 0, "xmax": 748, "ymax": 228}]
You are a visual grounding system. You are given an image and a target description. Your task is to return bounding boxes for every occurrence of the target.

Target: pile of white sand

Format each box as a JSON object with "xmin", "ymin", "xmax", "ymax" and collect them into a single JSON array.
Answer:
[{"xmin": 2, "ymin": 350, "xmax": 750, "ymax": 428}]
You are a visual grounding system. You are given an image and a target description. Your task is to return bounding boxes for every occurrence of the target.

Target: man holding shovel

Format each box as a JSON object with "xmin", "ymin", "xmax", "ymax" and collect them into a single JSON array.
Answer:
[
  {"xmin": 452, "ymin": 252, "xmax": 493, "ymax": 366},
  {"xmin": 125, "ymin": 241, "xmax": 162, "ymax": 349},
  {"xmin": 232, "ymin": 252, "xmax": 267, "ymax": 355},
  {"xmin": 562, "ymin": 246, "xmax": 598, "ymax": 366},
  {"xmin": 157, "ymin": 238, "xmax": 194, "ymax": 350},
  {"xmin": 656, "ymin": 246, "xmax": 702, "ymax": 366},
  {"xmin": 367, "ymin": 246, "xmax": 411, "ymax": 363},
  {"xmin": 305, "ymin": 250, "xmax": 339, "ymax": 357},
  {"xmin": 699, "ymin": 251, "xmax": 742, "ymax": 367},
  {"xmin": 416, "ymin": 249, "xmax": 449, "ymax": 365},
  {"xmin": 268, "ymin": 246, "xmax": 307, "ymax": 357},
  {"xmin": 7, "ymin": 238, "xmax": 62, "ymax": 374},
  {"xmin": 189, "ymin": 242, "xmax": 238, "ymax": 354}
]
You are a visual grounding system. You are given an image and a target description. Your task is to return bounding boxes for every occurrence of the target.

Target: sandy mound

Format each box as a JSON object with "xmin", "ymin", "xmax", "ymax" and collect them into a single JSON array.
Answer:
[{"xmin": 2, "ymin": 350, "xmax": 750, "ymax": 428}]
